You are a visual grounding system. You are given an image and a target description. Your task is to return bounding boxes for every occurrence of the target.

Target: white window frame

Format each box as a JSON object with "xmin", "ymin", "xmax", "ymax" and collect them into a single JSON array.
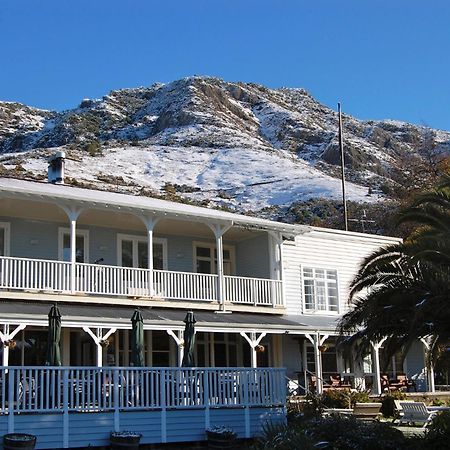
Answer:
[
  {"xmin": 58, "ymin": 227, "xmax": 89, "ymax": 263},
  {"xmin": 301, "ymin": 266, "xmax": 340, "ymax": 314},
  {"xmin": 0, "ymin": 222, "xmax": 11, "ymax": 256},
  {"xmin": 192, "ymin": 241, "xmax": 235, "ymax": 275},
  {"xmin": 116, "ymin": 233, "xmax": 168, "ymax": 270}
]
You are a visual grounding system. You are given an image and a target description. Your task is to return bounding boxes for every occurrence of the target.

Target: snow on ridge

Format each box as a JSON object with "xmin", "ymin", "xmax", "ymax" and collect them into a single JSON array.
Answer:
[{"xmin": 21, "ymin": 143, "xmax": 378, "ymax": 213}]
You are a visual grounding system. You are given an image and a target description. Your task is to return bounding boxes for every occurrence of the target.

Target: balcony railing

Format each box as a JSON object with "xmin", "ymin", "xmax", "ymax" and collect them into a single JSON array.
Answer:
[
  {"xmin": 0, "ymin": 256, "xmax": 284, "ymax": 307},
  {"xmin": 0, "ymin": 366, "xmax": 287, "ymax": 414}
]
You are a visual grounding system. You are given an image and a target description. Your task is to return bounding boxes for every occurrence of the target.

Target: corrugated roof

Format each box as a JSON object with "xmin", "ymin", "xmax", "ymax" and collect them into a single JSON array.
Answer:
[
  {"xmin": 0, "ymin": 300, "xmax": 338, "ymax": 333},
  {"xmin": 0, "ymin": 178, "xmax": 309, "ymax": 235}
]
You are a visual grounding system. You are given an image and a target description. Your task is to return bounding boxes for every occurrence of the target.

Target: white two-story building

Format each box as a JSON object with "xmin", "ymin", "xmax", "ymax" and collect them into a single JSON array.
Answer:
[{"xmin": 0, "ymin": 172, "xmax": 433, "ymax": 448}]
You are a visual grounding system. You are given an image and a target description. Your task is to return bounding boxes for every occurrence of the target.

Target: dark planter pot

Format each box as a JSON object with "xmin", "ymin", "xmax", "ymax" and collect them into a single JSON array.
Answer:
[
  {"xmin": 3, "ymin": 434, "xmax": 37, "ymax": 450},
  {"xmin": 110, "ymin": 433, "xmax": 142, "ymax": 450},
  {"xmin": 206, "ymin": 431, "xmax": 236, "ymax": 450}
]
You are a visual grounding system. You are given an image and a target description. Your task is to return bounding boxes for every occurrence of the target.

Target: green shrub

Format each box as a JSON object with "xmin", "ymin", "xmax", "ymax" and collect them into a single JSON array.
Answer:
[
  {"xmin": 301, "ymin": 393, "xmax": 325, "ymax": 419},
  {"xmin": 350, "ymin": 390, "xmax": 371, "ymax": 406},
  {"xmin": 322, "ymin": 389, "xmax": 352, "ymax": 409},
  {"xmin": 431, "ymin": 397, "xmax": 445, "ymax": 406},
  {"xmin": 321, "ymin": 389, "xmax": 371, "ymax": 409},
  {"xmin": 428, "ymin": 411, "xmax": 450, "ymax": 436},
  {"xmin": 253, "ymin": 421, "xmax": 316, "ymax": 450},
  {"xmin": 307, "ymin": 416, "xmax": 406, "ymax": 450},
  {"xmin": 84, "ymin": 140, "xmax": 102, "ymax": 156},
  {"xmin": 380, "ymin": 390, "xmax": 407, "ymax": 417},
  {"xmin": 407, "ymin": 412, "xmax": 450, "ymax": 449},
  {"xmin": 254, "ymin": 416, "xmax": 407, "ymax": 450}
]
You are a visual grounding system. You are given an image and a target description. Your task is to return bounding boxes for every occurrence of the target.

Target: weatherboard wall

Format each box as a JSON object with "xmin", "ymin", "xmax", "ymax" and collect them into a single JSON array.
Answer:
[
  {"xmin": 0, "ymin": 406, "xmax": 285, "ymax": 449},
  {"xmin": 1, "ymin": 216, "xmax": 270, "ymax": 279},
  {"xmin": 282, "ymin": 228, "xmax": 401, "ymax": 315}
]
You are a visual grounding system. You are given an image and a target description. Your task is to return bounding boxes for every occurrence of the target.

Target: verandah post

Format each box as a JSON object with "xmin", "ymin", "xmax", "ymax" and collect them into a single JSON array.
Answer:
[
  {"xmin": 7, "ymin": 367, "xmax": 14, "ymax": 433},
  {"xmin": 207, "ymin": 222, "xmax": 232, "ymax": 311},
  {"xmin": 63, "ymin": 368, "xmax": 69, "ymax": 448},
  {"xmin": 113, "ymin": 369, "xmax": 120, "ymax": 431},
  {"xmin": 160, "ymin": 369, "xmax": 167, "ymax": 443},
  {"xmin": 59, "ymin": 205, "xmax": 83, "ymax": 294},
  {"xmin": 203, "ymin": 369, "xmax": 210, "ymax": 429}
]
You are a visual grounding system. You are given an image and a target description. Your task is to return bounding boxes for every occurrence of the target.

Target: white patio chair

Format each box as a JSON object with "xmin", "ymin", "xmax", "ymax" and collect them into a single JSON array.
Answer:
[{"xmin": 398, "ymin": 401, "xmax": 437, "ymax": 427}]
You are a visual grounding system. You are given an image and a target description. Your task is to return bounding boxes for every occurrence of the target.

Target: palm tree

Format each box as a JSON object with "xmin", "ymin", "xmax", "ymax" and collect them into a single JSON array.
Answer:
[{"xmin": 339, "ymin": 176, "xmax": 450, "ymax": 362}]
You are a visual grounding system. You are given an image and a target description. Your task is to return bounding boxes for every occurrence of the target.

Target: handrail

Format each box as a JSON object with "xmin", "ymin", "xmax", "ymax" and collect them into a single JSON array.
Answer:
[
  {"xmin": 285, "ymin": 376, "xmax": 306, "ymax": 396},
  {"xmin": 0, "ymin": 255, "xmax": 283, "ymax": 307},
  {"xmin": 0, "ymin": 366, "xmax": 287, "ymax": 414}
]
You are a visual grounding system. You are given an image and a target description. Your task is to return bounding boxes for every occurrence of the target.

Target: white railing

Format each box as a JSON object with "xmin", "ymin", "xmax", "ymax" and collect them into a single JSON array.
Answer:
[
  {"xmin": 224, "ymin": 275, "xmax": 283, "ymax": 306},
  {"xmin": 0, "ymin": 367, "xmax": 286, "ymax": 414},
  {"xmin": 154, "ymin": 269, "xmax": 218, "ymax": 301},
  {"xmin": 75, "ymin": 263, "xmax": 151, "ymax": 297},
  {"xmin": 0, "ymin": 256, "xmax": 71, "ymax": 292},
  {"xmin": 0, "ymin": 256, "xmax": 284, "ymax": 307}
]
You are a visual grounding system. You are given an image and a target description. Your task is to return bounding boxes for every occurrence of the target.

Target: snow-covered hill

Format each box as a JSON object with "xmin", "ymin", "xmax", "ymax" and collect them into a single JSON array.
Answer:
[{"xmin": 1, "ymin": 77, "xmax": 449, "ymax": 217}]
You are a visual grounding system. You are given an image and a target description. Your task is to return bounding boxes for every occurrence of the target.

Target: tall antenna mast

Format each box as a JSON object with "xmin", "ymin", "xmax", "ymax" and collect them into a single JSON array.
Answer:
[{"xmin": 338, "ymin": 102, "xmax": 348, "ymax": 231}]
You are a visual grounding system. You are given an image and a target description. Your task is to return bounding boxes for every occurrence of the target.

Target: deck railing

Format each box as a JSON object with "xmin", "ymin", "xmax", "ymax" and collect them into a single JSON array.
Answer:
[
  {"xmin": 0, "ymin": 367, "xmax": 286, "ymax": 414},
  {"xmin": 0, "ymin": 256, "xmax": 284, "ymax": 307},
  {"xmin": 224, "ymin": 275, "xmax": 283, "ymax": 306}
]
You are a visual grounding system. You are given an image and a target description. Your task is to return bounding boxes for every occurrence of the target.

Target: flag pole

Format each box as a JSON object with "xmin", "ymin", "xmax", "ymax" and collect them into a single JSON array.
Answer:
[{"xmin": 338, "ymin": 102, "xmax": 348, "ymax": 231}]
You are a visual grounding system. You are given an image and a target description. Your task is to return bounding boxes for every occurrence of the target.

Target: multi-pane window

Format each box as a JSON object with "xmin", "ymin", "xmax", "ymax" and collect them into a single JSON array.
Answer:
[
  {"xmin": 194, "ymin": 244, "xmax": 234, "ymax": 275},
  {"xmin": 59, "ymin": 228, "xmax": 89, "ymax": 263},
  {"xmin": 118, "ymin": 234, "xmax": 167, "ymax": 270},
  {"xmin": 302, "ymin": 267, "xmax": 339, "ymax": 312}
]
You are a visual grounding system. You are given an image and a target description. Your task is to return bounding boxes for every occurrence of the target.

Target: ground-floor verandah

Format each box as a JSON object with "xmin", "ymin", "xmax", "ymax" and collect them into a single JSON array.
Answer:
[
  {"xmin": 0, "ymin": 365, "xmax": 286, "ymax": 449},
  {"xmin": 0, "ymin": 301, "xmax": 437, "ymax": 396}
]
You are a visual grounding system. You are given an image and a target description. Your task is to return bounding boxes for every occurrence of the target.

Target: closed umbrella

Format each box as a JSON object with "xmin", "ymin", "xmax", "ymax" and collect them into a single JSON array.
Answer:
[
  {"xmin": 182, "ymin": 311, "xmax": 196, "ymax": 367},
  {"xmin": 131, "ymin": 309, "xmax": 145, "ymax": 367},
  {"xmin": 46, "ymin": 303, "xmax": 61, "ymax": 366}
]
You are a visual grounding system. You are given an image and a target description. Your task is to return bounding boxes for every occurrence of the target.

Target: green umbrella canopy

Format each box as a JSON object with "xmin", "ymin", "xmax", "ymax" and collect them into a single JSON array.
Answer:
[
  {"xmin": 131, "ymin": 309, "xmax": 145, "ymax": 367},
  {"xmin": 182, "ymin": 311, "xmax": 196, "ymax": 367},
  {"xmin": 46, "ymin": 303, "xmax": 61, "ymax": 366}
]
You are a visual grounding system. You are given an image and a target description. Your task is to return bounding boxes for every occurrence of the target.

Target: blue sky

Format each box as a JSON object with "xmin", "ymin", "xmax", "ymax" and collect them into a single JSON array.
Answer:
[{"xmin": 1, "ymin": 0, "xmax": 449, "ymax": 130}]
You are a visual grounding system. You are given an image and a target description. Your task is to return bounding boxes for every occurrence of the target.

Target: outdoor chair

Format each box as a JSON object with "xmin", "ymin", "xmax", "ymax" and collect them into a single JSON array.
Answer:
[
  {"xmin": 352, "ymin": 402, "xmax": 382, "ymax": 421},
  {"xmin": 398, "ymin": 401, "xmax": 437, "ymax": 427},
  {"xmin": 380, "ymin": 374, "xmax": 398, "ymax": 392},
  {"xmin": 327, "ymin": 374, "xmax": 351, "ymax": 390},
  {"xmin": 394, "ymin": 374, "xmax": 417, "ymax": 392}
]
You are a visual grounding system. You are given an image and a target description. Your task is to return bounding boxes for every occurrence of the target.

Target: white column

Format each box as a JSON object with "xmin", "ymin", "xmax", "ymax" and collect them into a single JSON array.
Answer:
[
  {"xmin": 167, "ymin": 330, "xmax": 184, "ymax": 367},
  {"xmin": 60, "ymin": 205, "xmax": 83, "ymax": 294},
  {"xmin": 0, "ymin": 324, "xmax": 26, "ymax": 367},
  {"xmin": 372, "ymin": 344, "xmax": 382, "ymax": 395},
  {"xmin": 70, "ymin": 217, "xmax": 77, "ymax": 293},
  {"xmin": 83, "ymin": 327, "xmax": 116, "ymax": 367},
  {"xmin": 208, "ymin": 223, "xmax": 232, "ymax": 311},
  {"xmin": 305, "ymin": 333, "xmax": 329, "ymax": 394},
  {"xmin": 140, "ymin": 216, "xmax": 159, "ymax": 298},
  {"xmin": 240, "ymin": 331, "xmax": 266, "ymax": 368},
  {"xmin": 268, "ymin": 231, "xmax": 284, "ymax": 307},
  {"xmin": 314, "ymin": 334, "xmax": 323, "ymax": 394},
  {"xmin": 421, "ymin": 338, "xmax": 436, "ymax": 393},
  {"xmin": 370, "ymin": 338, "xmax": 387, "ymax": 395}
]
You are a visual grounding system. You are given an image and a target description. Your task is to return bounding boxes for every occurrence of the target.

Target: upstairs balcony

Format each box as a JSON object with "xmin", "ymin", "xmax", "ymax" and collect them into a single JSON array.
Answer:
[
  {"xmin": 0, "ymin": 255, "xmax": 283, "ymax": 308},
  {"xmin": 0, "ymin": 177, "xmax": 303, "ymax": 312}
]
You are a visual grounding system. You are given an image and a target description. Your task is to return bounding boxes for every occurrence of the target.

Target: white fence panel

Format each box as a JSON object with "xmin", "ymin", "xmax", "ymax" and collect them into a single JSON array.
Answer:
[
  {"xmin": 0, "ymin": 367, "xmax": 286, "ymax": 414},
  {"xmin": 0, "ymin": 256, "xmax": 283, "ymax": 307},
  {"xmin": 154, "ymin": 270, "xmax": 218, "ymax": 302},
  {"xmin": 0, "ymin": 256, "xmax": 71, "ymax": 292},
  {"xmin": 224, "ymin": 275, "xmax": 283, "ymax": 306}
]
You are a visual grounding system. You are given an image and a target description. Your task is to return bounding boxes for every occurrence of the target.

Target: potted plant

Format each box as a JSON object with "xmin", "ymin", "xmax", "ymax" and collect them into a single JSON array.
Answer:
[
  {"xmin": 206, "ymin": 426, "xmax": 237, "ymax": 449},
  {"xmin": 3, "ymin": 433, "xmax": 37, "ymax": 450},
  {"xmin": 110, "ymin": 431, "xmax": 142, "ymax": 450}
]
